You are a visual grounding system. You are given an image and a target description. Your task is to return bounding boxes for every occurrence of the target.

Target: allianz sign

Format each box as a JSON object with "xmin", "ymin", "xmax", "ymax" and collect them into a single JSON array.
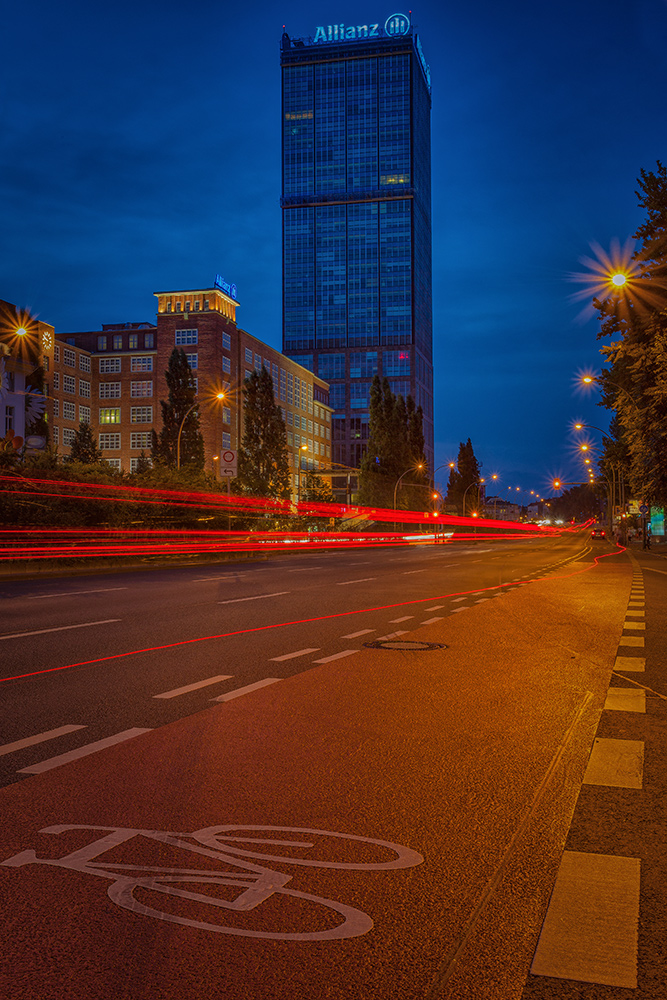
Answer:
[{"xmin": 314, "ymin": 13, "xmax": 410, "ymax": 43}]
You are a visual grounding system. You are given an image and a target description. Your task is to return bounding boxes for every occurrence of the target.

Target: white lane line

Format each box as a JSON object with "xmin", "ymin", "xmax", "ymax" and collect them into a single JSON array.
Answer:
[
  {"xmin": 475, "ymin": 598, "xmax": 491, "ymax": 603},
  {"xmin": 27, "ymin": 588, "xmax": 127, "ymax": 600},
  {"xmin": 625, "ymin": 610, "xmax": 645, "ymax": 616},
  {"xmin": 212, "ymin": 678, "xmax": 280, "ymax": 702},
  {"xmin": 402, "ymin": 569, "xmax": 427, "ymax": 575},
  {"xmin": 531, "ymin": 851, "xmax": 640, "ymax": 988},
  {"xmin": 389, "ymin": 616, "xmax": 414, "ymax": 623},
  {"xmin": 19, "ymin": 728, "xmax": 152, "ymax": 774},
  {"xmin": 312, "ymin": 650, "xmax": 359, "ymax": 663},
  {"xmin": 287, "ymin": 567, "xmax": 323, "ymax": 572},
  {"xmin": 375, "ymin": 631, "xmax": 408, "ymax": 641},
  {"xmin": 341, "ymin": 629, "xmax": 375, "ymax": 639},
  {"xmin": 421, "ymin": 617, "xmax": 443, "ymax": 625},
  {"xmin": 424, "ymin": 605, "xmax": 445, "ymax": 611},
  {"xmin": 644, "ymin": 566, "xmax": 667, "ymax": 575},
  {"xmin": 451, "ymin": 597, "xmax": 467, "ymax": 603},
  {"xmin": 604, "ymin": 688, "xmax": 646, "ymax": 713},
  {"xmin": 154, "ymin": 675, "xmax": 233, "ymax": 699},
  {"xmin": 218, "ymin": 592, "xmax": 289, "ymax": 604},
  {"xmin": 0, "ymin": 619, "xmax": 121, "ymax": 641},
  {"xmin": 583, "ymin": 738, "xmax": 644, "ymax": 789},
  {"xmin": 619, "ymin": 636, "xmax": 644, "ymax": 647},
  {"xmin": 270, "ymin": 648, "xmax": 320, "ymax": 662},
  {"xmin": 0, "ymin": 725, "xmax": 86, "ymax": 758},
  {"xmin": 623, "ymin": 621, "xmax": 645, "ymax": 630},
  {"xmin": 614, "ymin": 656, "xmax": 645, "ymax": 673},
  {"xmin": 336, "ymin": 578, "xmax": 377, "ymax": 586},
  {"xmin": 192, "ymin": 577, "xmax": 244, "ymax": 583},
  {"xmin": 451, "ymin": 607, "xmax": 470, "ymax": 613}
]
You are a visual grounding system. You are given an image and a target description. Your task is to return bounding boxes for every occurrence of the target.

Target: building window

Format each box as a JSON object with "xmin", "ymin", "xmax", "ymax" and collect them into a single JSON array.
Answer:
[
  {"xmin": 52, "ymin": 425, "xmax": 59, "ymax": 444},
  {"xmin": 99, "ymin": 382, "xmax": 121, "ymax": 399},
  {"xmin": 194, "ymin": 301, "xmax": 200, "ymax": 312},
  {"xmin": 245, "ymin": 348, "xmax": 253, "ymax": 364},
  {"xmin": 79, "ymin": 405, "xmax": 91, "ymax": 423},
  {"xmin": 130, "ymin": 432, "xmax": 152, "ymax": 450},
  {"xmin": 144, "ymin": 332, "xmax": 154, "ymax": 348},
  {"xmin": 222, "ymin": 332, "xmax": 231, "ymax": 350},
  {"xmin": 63, "ymin": 401, "xmax": 76, "ymax": 421},
  {"xmin": 130, "ymin": 406, "xmax": 153, "ymax": 423},
  {"xmin": 99, "ymin": 358, "xmax": 121, "ymax": 373},
  {"xmin": 53, "ymin": 399, "xmax": 59, "ymax": 417},
  {"xmin": 383, "ymin": 350, "xmax": 411, "ymax": 376},
  {"xmin": 130, "ymin": 456, "xmax": 152, "ymax": 472},
  {"xmin": 222, "ymin": 407, "xmax": 231, "ymax": 424},
  {"xmin": 131, "ymin": 356, "xmax": 153, "ymax": 372},
  {"xmin": 79, "ymin": 379, "xmax": 90, "ymax": 398},
  {"xmin": 131, "ymin": 381, "xmax": 153, "ymax": 397},
  {"xmin": 222, "ymin": 355, "xmax": 231, "ymax": 374},
  {"xmin": 167, "ymin": 303, "xmax": 172, "ymax": 313},
  {"xmin": 186, "ymin": 354, "xmax": 198, "ymax": 369},
  {"xmin": 105, "ymin": 458, "xmax": 122, "ymax": 470},
  {"xmin": 99, "ymin": 408, "xmax": 121, "ymax": 424},
  {"xmin": 204, "ymin": 301, "xmax": 210, "ymax": 311},
  {"xmin": 4, "ymin": 406, "xmax": 14, "ymax": 433},
  {"xmin": 99, "ymin": 433, "xmax": 121, "ymax": 450},
  {"xmin": 63, "ymin": 427, "xmax": 76, "ymax": 447},
  {"xmin": 350, "ymin": 352, "xmax": 378, "ymax": 379},
  {"xmin": 128, "ymin": 334, "xmax": 138, "ymax": 349},
  {"xmin": 53, "ymin": 344, "xmax": 61, "ymax": 363},
  {"xmin": 112, "ymin": 335, "xmax": 123, "ymax": 350},
  {"xmin": 52, "ymin": 372, "xmax": 60, "ymax": 391},
  {"xmin": 222, "ymin": 432, "xmax": 231, "ymax": 449},
  {"xmin": 175, "ymin": 329, "xmax": 198, "ymax": 345},
  {"xmin": 79, "ymin": 355, "xmax": 91, "ymax": 372},
  {"xmin": 63, "ymin": 348, "xmax": 76, "ymax": 368},
  {"xmin": 63, "ymin": 375, "xmax": 76, "ymax": 394}
]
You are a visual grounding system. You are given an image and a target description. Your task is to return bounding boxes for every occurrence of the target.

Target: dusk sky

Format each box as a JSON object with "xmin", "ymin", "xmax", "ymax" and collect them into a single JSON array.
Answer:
[{"xmin": 3, "ymin": 0, "xmax": 666, "ymax": 498}]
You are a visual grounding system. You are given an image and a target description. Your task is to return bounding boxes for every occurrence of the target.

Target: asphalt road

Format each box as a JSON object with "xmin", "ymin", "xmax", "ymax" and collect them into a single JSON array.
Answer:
[{"xmin": 2, "ymin": 533, "xmax": 662, "ymax": 999}]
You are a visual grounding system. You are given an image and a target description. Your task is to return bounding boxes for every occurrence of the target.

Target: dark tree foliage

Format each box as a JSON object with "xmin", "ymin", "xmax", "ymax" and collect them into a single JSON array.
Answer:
[
  {"xmin": 594, "ymin": 162, "xmax": 667, "ymax": 509},
  {"xmin": 235, "ymin": 367, "xmax": 290, "ymax": 499},
  {"xmin": 446, "ymin": 439, "xmax": 482, "ymax": 515},
  {"xmin": 153, "ymin": 349, "xmax": 204, "ymax": 470},
  {"xmin": 358, "ymin": 375, "xmax": 426, "ymax": 509},
  {"xmin": 550, "ymin": 484, "xmax": 604, "ymax": 523},
  {"xmin": 66, "ymin": 422, "xmax": 104, "ymax": 464}
]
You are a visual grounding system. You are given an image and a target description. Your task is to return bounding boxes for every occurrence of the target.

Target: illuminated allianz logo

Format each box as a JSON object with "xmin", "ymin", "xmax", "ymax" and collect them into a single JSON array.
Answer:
[
  {"xmin": 214, "ymin": 275, "xmax": 238, "ymax": 300},
  {"xmin": 385, "ymin": 13, "xmax": 410, "ymax": 36},
  {"xmin": 313, "ymin": 12, "xmax": 410, "ymax": 43}
]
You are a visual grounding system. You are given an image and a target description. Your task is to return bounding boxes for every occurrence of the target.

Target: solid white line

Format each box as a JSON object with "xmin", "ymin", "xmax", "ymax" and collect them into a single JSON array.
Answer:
[
  {"xmin": 341, "ymin": 629, "xmax": 375, "ymax": 638},
  {"xmin": 218, "ymin": 592, "xmax": 289, "ymax": 604},
  {"xmin": 270, "ymin": 648, "xmax": 320, "ymax": 662},
  {"xmin": 389, "ymin": 616, "xmax": 414, "ymax": 623},
  {"xmin": 0, "ymin": 619, "xmax": 121, "ymax": 641},
  {"xmin": 0, "ymin": 725, "xmax": 86, "ymax": 758},
  {"xmin": 212, "ymin": 678, "xmax": 280, "ymax": 702},
  {"xmin": 312, "ymin": 650, "xmax": 358, "ymax": 663},
  {"xmin": 19, "ymin": 728, "xmax": 152, "ymax": 774},
  {"xmin": 336, "ymin": 578, "xmax": 377, "ymax": 586},
  {"xmin": 421, "ymin": 617, "xmax": 443, "ymax": 625},
  {"xmin": 27, "ymin": 588, "xmax": 128, "ymax": 600},
  {"xmin": 154, "ymin": 675, "xmax": 233, "ymax": 699},
  {"xmin": 644, "ymin": 566, "xmax": 667, "ymax": 575},
  {"xmin": 531, "ymin": 851, "xmax": 640, "ymax": 988}
]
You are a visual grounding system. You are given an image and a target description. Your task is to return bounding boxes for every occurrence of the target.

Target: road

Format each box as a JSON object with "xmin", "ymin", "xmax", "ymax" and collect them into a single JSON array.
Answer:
[{"xmin": 0, "ymin": 533, "xmax": 663, "ymax": 998}]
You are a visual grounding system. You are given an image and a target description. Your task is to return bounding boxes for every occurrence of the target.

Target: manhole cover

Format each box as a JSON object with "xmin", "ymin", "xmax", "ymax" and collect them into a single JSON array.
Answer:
[{"xmin": 363, "ymin": 640, "xmax": 447, "ymax": 651}]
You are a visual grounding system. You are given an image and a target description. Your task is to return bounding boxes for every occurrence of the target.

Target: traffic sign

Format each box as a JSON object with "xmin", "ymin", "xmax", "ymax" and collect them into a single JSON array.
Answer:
[
  {"xmin": 639, "ymin": 503, "xmax": 649, "ymax": 515},
  {"xmin": 219, "ymin": 449, "xmax": 237, "ymax": 477}
]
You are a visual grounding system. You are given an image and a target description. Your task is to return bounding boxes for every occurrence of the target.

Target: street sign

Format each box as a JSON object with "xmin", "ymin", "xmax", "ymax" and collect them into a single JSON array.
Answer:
[
  {"xmin": 639, "ymin": 503, "xmax": 649, "ymax": 515},
  {"xmin": 219, "ymin": 449, "xmax": 237, "ymax": 477}
]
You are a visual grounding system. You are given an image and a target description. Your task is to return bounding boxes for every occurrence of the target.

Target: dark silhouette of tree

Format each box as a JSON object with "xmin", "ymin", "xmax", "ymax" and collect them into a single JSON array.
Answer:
[
  {"xmin": 358, "ymin": 375, "xmax": 426, "ymax": 509},
  {"xmin": 66, "ymin": 422, "xmax": 103, "ymax": 464},
  {"xmin": 447, "ymin": 439, "xmax": 482, "ymax": 514},
  {"xmin": 235, "ymin": 367, "xmax": 290, "ymax": 499},
  {"xmin": 153, "ymin": 349, "xmax": 204, "ymax": 470}
]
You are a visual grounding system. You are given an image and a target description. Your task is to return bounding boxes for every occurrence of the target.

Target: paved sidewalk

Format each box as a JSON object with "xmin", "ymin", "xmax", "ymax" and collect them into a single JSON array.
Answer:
[{"xmin": 522, "ymin": 544, "xmax": 667, "ymax": 999}]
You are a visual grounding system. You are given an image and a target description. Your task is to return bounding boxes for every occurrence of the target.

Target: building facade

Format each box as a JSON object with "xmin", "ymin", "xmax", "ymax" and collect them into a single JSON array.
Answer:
[{"xmin": 280, "ymin": 13, "xmax": 434, "ymax": 472}]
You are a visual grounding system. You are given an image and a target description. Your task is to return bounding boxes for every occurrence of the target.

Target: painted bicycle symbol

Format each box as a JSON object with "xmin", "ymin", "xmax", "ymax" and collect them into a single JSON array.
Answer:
[{"xmin": 2, "ymin": 824, "xmax": 423, "ymax": 941}]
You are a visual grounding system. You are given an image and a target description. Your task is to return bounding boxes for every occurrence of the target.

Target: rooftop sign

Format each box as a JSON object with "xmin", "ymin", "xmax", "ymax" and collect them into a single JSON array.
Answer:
[
  {"xmin": 214, "ymin": 275, "xmax": 238, "ymax": 300},
  {"xmin": 313, "ymin": 12, "xmax": 410, "ymax": 43}
]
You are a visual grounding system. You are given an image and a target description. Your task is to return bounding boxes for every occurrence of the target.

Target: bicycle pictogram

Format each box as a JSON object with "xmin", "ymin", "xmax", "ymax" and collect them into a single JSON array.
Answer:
[{"xmin": 2, "ymin": 824, "xmax": 423, "ymax": 941}]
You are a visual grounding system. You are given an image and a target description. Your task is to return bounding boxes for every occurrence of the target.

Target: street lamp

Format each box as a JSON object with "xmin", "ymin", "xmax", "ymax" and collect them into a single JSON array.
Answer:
[
  {"xmin": 176, "ymin": 391, "xmax": 225, "ymax": 470},
  {"xmin": 297, "ymin": 444, "xmax": 308, "ymax": 504},
  {"xmin": 393, "ymin": 463, "xmax": 424, "ymax": 529},
  {"xmin": 462, "ymin": 480, "xmax": 481, "ymax": 517}
]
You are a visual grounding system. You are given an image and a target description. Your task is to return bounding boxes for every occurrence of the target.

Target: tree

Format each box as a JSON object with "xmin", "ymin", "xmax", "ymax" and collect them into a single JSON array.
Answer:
[
  {"xmin": 358, "ymin": 376, "xmax": 426, "ymax": 509},
  {"xmin": 66, "ymin": 422, "xmax": 103, "ymax": 464},
  {"xmin": 446, "ymin": 439, "xmax": 482, "ymax": 515},
  {"xmin": 153, "ymin": 349, "xmax": 204, "ymax": 470},
  {"xmin": 592, "ymin": 164, "xmax": 667, "ymax": 509},
  {"xmin": 300, "ymin": 471, "xmax": 335, "ymax": 504},
  {"xmin": 235, "ymin": 367, "xmax": 290, "ymax": 499}
]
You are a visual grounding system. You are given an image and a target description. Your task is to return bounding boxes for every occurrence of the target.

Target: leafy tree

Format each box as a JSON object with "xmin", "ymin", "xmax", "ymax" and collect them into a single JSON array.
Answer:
[
  {"xmin": 550, "ymin": 484, "xmax": 604, "ymax": 523},
  {"xmin": 594, "ymin": 162, "xmax": 667, "ymax": 508},
  {"xmin": 358, "ymin": 375, "xmax": 426, "ymax": 509},
  {"xmin": 235, "ymin": 367, "xmax": 290, "ymax": 499},
  {"xmin": 132, "ymin": 451, "xmax": 152, "ymax": 475},
  {"xmin": 66, "ymin": 422, "xmax": 103, "ymax": 464},
  {"xmin": 446, "ymin": 439, "xmax": 482, "ymax": 514},
  {"xmin": 300, "ymin": 471, "xmax": 335, "ymax": 504},
  {"xmin": 153, "ymin": 349, "xmax": 204, "ymax": 470}
]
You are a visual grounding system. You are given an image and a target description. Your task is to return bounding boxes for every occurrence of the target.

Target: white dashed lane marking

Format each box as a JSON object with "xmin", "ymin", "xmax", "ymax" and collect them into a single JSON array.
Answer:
[
  {"xmin": 0, "ymin": 725, "xmax": 86, "ymax": 758},
  {"xmin": 218, "ymin": 592, "xmax": 289, "ymax": 604},
  {"xmin": 0, "ymin": 620, "xmax": 121, "ymax": 641},
  {"xmin": 312, "ymin": 650, "xmax": 359, "ymax": 663},
  {"xmin": 583, "ymin": 738, "xmax": 644, "ymax": 789},
  {"xmin": 154, "ymin": 675, "xmax": 233, "ymax": 699},
  {"xmin": 211, "ymin": 679, "xmax": 280, "ymax": 702},
  {"xmin": 19, "ymin": 729, "xmax": 152, "ymax": 775},
  {"xmin": 270, "ymin": 648, "xmax": 320, "ymax": 661},
  {"xmin": 336, "ymin": 578, "xmax": 377, "ymax": 586},
  {"xmin": 614, "ymin": 656, "xmax": 645, "ymax": 673},
  {"xmin": 389, "ymin": 616, "xmax": 414, "ymax": 623},
  {"xmin": 421, "ymin": 617, "xmax": 443, "ymax": 625},
  {"xmin": 341, "ymin": 629, "xmax": 375, "ymax": 638},
  {"xmin": 604, "ymin": 688, "xmax": 646, "ymax": 713}
]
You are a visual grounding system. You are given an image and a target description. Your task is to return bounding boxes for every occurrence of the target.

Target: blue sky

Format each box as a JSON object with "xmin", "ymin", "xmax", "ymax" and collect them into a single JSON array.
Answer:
[{"xmin": 2, "ymin": 0, "xmax": 666, "ymax": 497}]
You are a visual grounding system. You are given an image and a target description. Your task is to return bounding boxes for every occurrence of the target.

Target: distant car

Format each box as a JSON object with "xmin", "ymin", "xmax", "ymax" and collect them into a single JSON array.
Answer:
[{"xmin": 591, "ymin": 527, "xmax": 606, "ymax": 539}]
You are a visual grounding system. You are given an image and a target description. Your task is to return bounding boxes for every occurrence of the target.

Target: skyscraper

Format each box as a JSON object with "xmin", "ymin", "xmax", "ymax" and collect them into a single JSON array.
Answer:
[{"xmin": 280, "ymin": 13, "xmax": 433, "ymax": 475}]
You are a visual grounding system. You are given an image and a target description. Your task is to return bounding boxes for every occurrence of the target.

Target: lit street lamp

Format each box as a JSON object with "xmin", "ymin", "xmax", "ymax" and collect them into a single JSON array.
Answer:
[
  {"xmin": 176, "ymin": 392, "xmax": 225, "ymax": 470},
  {"xmin": 393, "ymin": 463, "xmax": 424, "ymax": 530}
]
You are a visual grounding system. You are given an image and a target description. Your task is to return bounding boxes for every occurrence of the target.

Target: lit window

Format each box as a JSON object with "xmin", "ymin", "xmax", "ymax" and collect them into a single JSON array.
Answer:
[{"xmin": 113, "ymin": 335, "xmax": 122, "ymax": 350}]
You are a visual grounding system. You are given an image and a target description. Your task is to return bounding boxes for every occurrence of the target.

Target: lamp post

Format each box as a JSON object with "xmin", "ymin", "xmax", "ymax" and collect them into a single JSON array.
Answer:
[
  {"xmin": 462, "ymin": 479, "xmax": 481, "ymax": 517},
  {"xmin": 176, "ymin": 392, "xmax": 225, "ymax": 470},
  {"xmin": 393, "ymin": 463, "xmax": 424, "ymax": 531},
  {"xmin": 296, "ymin": 443, "xmax": 308, "ymax": 505}
]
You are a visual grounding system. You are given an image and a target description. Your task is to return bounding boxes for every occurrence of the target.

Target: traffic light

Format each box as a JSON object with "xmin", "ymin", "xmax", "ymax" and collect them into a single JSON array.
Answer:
[{"xmin": 553, "ymin": 479, "xmax": 561, "ymax": 489}]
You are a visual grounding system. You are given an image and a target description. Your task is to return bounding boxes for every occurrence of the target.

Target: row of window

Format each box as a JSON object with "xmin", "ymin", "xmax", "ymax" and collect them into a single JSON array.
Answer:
[
  {"xmin": 99, "ymin": 357, "xmax": 153, "ymax": 373},
  {"xmin": 95, "ymin": 333, "xmax": 155, "ymax": 351},
  {"xmin": 52, "ymin": 404, "xmax": 154, "ymax": 424}
]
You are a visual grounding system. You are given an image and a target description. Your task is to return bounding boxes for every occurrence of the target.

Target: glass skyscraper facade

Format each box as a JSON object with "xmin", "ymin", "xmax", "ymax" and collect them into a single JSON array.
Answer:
[{"xmin": 280, "ymin": 18, "xmax": 433, "ymax": 471}]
